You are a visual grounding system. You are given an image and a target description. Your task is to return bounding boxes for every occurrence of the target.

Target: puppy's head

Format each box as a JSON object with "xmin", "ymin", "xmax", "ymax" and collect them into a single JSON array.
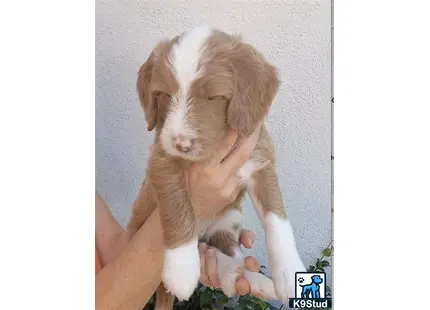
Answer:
[{"xmin": 137, "ymin": 26, "xmax": 280, "ymax": 161}]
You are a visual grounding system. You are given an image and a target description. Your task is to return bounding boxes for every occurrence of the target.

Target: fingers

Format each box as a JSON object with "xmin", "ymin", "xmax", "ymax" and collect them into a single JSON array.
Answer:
[
  {"xmin": 199, "ymin": 243, "xmax": 210, "ymax": 286},
  {"xmin": 209, "ymin": 129, "xmax": 238, "ymax": 169},
  {"xmin": 220, "ymin": 126, "xmax": 261, "ymax": 173},
  {"xmin": 219, "ymin": 174, "xmax": 242, "ymax": 204},
  {"xmin": 235, "ymin": 278, "xmax": 251, "ymax": 296},
  {"xmin": 205, "ymin": 248, "xmax": 220, "ymax": 288},
  {"xmin": 230, "ymin": 183, "xmax": 243, "ymax": 202},
  {"xmin": 245, "ymin": 256, "xmax": 261, "ymax": 273},
  {"xmin": 239, "ymin": 229, "xmax": 256, "ymax": 249}
]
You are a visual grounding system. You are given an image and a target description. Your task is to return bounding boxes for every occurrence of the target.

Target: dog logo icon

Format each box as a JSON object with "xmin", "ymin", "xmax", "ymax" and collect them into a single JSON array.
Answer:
[
  {"xmin": 299, "ymin": 274, "xmax": 324, "ymax": 298},
  {"xmin": 289, "ymin": 272, "xmax": 332, "ymax": 309}
]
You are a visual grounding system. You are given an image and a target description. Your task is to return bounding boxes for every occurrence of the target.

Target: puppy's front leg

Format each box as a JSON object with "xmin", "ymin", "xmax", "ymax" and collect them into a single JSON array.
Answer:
[
  {"xmin": 152, "ymin": 173, "xmax": 200, "ymax": 302},
  {"xmin": 245, "ymin": 163, "xmax": 306, "ymax": 303},
  {"xmin": 126, "ymin": 180, "xmax": 157, "ymax": 239}
]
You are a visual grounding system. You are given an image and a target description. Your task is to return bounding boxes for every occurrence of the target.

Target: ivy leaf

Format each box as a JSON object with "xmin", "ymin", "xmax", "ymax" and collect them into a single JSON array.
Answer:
[
  {"xmin": 322, "ymin": 248, "xmax": 332, "ymax": 257},
  {"xmin": 218, "ymin": 294, "xmax": 229, "ymax": 305},
  {"xmin": 237, "ymin": 304, "xmax": 249, "ymax": 310},
  {"xmin": 255, "ymin": 298, "xmax": 268, "ymax": 310},
  {"xmin": 320, "ymin": 260, "xmax": 330, "ymax": 267},
  {"xmin": 199, "ymin": 290, "xmax": 212, "ymax": 308}
]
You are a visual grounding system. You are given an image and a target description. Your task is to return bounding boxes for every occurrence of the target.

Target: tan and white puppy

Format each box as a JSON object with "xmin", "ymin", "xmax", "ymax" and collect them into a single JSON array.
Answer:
[{"xmin": 126, "ymin": 26, "xmax": 306, "ymax": 309}]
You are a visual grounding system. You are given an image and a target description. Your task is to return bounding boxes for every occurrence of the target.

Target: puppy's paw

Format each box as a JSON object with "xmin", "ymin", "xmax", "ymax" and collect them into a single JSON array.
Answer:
[
  {"xmin": 243, "ymin": 270, "xmax": 277, "ymax": 300},
  {"xmin": 215, "ymin": 251, "xmax": 244, "ymax": 298},
  {"xmin": 162, "ymin": 241, "xmax": 200, "ymax": 301},
  {"xmin": 272, "ymin": 259, "xmax": 306, "ymax": 303},
  {"xmin": 220, "ymin": 267, "xmax": 243, "ymax": 298}
]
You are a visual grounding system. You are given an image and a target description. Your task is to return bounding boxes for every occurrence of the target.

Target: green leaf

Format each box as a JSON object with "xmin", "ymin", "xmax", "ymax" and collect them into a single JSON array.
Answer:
[
  {"xmin": 218, "ymin": 294, "xmax": 229, "ymax": 305},
  {"xmin": 256, "ymin": 298, "xmax": 267, "ymax": 310},
  {"xmin": 320, "ymin": 260, "xmax": 330, "ymax": 267},
  {"xmin": 308, "ymin": 265, "xmax": 316, "ymax": 271},
  {"xmin": 322, "ymin": 247, "xmax": 332, "ymax": 257},
  {"xmin": 199, "ymin": 290, "xmax": 212, "ymax": 308}
]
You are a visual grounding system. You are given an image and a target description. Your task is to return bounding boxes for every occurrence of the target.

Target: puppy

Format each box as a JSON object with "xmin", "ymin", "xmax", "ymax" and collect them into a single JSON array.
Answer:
[{"xmin": 126, "ymin": 26, "xmax": 306, "ymax": 309}]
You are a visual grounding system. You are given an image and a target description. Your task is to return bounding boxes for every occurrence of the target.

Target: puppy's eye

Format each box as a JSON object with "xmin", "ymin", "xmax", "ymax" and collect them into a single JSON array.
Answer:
[{"xmin": 208, "ymin": 95, "xmax": 227, "ymax": 102}]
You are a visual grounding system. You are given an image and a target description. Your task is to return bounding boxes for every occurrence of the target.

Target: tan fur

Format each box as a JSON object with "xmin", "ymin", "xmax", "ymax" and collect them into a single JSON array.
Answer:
[
  {"xmin": 207, "ymin": 230, "xmax": 240, "ymax": 257},
  {"xmin": 154, "ymin": 285, "xmax": 175, "ymax": 310},
  {"xmin": 127, "ymin": 28, "xmax": 288, "ymax": 307}
]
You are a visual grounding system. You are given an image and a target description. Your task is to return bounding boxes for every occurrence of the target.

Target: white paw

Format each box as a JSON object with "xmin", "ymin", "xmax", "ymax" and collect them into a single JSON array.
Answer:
[
  {"xmin": 243, "ymin": 270, "xmax": 277, "ymax": 300},
  {"xmin": 272, "ymin": 259, "xmax": 306, "ymax": 303},
  {"xmin": 215, "ymin": 251, "xmax": 244, "ymax": 297},
  {"xmin": 162, "ymin": 240, "xmax": 200, "ymax": 301}
]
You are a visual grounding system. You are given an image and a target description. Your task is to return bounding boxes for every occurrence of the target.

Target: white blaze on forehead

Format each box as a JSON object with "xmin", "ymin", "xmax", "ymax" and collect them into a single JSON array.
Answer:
[{"xmin": 165, "ymin": 25, "xmax": 212, "ymax": 137}]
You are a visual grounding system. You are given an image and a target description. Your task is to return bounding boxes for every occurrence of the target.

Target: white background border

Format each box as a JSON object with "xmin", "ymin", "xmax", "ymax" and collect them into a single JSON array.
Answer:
[{"xmin": 0, "ymin": 1, "xmax": 429, "ymax": 309}]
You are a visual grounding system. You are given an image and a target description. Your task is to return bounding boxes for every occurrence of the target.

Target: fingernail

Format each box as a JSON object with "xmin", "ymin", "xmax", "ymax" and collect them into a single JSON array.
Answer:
[
  {"xmin": 206, "ymin": 249, "xmax": 215, "ymax": 257},
  {"xmin": 248, "ymin": 236, "xmax": 254, "ymax": 244}
]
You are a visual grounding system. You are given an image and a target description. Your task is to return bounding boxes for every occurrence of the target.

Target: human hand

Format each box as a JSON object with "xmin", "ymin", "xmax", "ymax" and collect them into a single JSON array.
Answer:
[
  {"xmin": 187, "ymin": 126, "xmax": 261, "ymax": 219},
  {"xmin": 198, "ymin": 229, "xmax": 265, "ymax": 297}
]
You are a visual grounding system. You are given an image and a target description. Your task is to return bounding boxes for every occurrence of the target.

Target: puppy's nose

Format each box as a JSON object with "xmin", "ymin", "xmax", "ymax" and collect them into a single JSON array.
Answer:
[{"xmin": 172, "ymin": 135, "xmax": 192, "ymax": 152}]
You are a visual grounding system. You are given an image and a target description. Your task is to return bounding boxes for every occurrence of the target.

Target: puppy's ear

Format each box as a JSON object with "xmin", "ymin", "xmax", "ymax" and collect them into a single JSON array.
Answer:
[
  {"xmin": 228, "ymin": 42, "xmax": 280, "ymax": 136},
  {"xmin": 137, "ymin": 52, "xmax": 157, "ymax": 131}
]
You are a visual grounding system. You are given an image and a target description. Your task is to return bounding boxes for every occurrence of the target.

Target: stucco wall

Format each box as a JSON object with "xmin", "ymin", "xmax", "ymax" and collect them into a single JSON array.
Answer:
[{"xmin": 96, "ymin": 0, "xmax": 332, "ymax": 291}]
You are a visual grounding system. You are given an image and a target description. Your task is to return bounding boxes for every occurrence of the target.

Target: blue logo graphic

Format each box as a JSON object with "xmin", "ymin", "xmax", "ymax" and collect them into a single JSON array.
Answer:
[
  {"xmin": 299, "ymin": 274, "xmax": 323, "ymax": 299},
  {"xmin": 288, "ymin": 272, "xmax": 332, "ymax": 309}
]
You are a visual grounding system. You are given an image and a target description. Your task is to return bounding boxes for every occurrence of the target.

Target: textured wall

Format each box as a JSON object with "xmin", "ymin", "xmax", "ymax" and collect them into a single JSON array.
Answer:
[{"xmin": 96, "ymin": 0, "xmax": 332, "ymax": 290}]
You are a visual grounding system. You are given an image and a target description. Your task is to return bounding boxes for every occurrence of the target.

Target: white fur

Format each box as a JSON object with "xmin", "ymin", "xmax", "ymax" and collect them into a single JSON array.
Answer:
[
  {"xmin": 160, "ymin": 26, "xmax": 213, "ymax": 158},
  {"xmin": 162, "ymin": 238, "xmax": 200, "ymax": 301},
  {"xmin": 202, "ymin": 209, "xmax": 242, "ymax": 240},
  {"xmin": 242, "ymin": 270, "xmax": 277, "ymax": 300},
  {"xmin": 237, "ymin": 159, "xmax": 270, "ymax": 186},
  {"xmin": 215, "ymin": 250, "xmax": 244, "ymax": 297},
  {"xmin": 264, "ymin": 212, "xmax": 306, "ymax": 303}
]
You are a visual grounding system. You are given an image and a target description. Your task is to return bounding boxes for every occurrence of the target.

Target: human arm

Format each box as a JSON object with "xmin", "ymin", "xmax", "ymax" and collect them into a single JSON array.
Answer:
[
  {"xmin": 95, "ymin": 192, "xmax": 128, "ymax": 266},
  {"xmin": 95, "ymin": 205, "xmax": 164, "ymax": 310}
]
